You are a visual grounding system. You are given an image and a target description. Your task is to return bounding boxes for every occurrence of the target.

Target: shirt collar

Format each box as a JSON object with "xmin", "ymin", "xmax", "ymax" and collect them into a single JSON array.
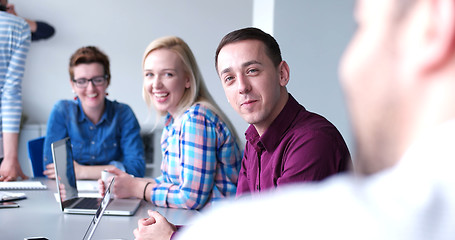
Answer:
[
  {"xmin": 164, "ymin": 113, "xmax": 174, "ymax": 127},
  {"xmin": 76, "ymin": 98, "xmax": 112, "ymax": 125},
  {"xmin": 163, "ymin": 104, "xmax": 201, "ymax": 128},
  {"xmin": 245, "ymin": 94, "xmax": 304, "ymax": 153}
]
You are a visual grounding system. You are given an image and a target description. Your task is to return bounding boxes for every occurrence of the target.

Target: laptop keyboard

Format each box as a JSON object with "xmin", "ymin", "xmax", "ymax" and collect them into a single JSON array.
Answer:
[{"xmin": 72, "ymin": 198, "xmax": 100, "ymax": 209}]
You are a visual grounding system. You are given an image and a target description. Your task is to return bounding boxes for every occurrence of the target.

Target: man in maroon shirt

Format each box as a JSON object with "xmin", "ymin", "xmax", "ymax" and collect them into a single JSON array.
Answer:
[{"xmin": 215, "ymin": 27, "xmax": 351, "ymax": 195}]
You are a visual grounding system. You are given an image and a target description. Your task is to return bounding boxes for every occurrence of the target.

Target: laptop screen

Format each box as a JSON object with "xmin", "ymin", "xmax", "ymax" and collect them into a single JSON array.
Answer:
[
  {"xmin": 51, "ymin": 137, "xmax": 78, "ymax": 203},
  {"xmin": 51, "ymin": 137, "xmax": 141, "ymax": 216},
  {"xmin": 82, "ymin": 177, "xmax": 114, "ymax": 240}
]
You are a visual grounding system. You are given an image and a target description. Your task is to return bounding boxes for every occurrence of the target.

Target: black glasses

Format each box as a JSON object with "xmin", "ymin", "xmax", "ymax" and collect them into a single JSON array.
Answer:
[{"xmin": 72, "ymin": 75, "xmax": 107, "ymax": 88}]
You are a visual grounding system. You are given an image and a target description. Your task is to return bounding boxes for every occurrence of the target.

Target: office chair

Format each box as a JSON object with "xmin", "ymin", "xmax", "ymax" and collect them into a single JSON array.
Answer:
[{"xmin": 27, "ymin": 136, "xmax": 45, "ymax": 177}]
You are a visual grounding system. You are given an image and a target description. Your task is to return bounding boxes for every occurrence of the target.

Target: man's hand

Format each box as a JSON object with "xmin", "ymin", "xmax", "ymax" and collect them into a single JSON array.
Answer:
[
  {"xmin": 133, "ymin": 210, "xmax": 176, "ymax": 240},
  {"xmin": 0, "ymin": 157, "xmax": 28, "ymax": 181}
]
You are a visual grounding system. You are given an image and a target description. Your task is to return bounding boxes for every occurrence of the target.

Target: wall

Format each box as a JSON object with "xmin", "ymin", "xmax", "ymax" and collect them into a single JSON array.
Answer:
[
  {"xmin": 14, "ymin": 0, "xmax": 252, "ymax": 140},
  {"xmin": 274, "ymin": 0, "xmax": 356, "ymax": 151},
  {"xmin": 15, "ymin": 0, "xmax": 356, "ymax": 154}
]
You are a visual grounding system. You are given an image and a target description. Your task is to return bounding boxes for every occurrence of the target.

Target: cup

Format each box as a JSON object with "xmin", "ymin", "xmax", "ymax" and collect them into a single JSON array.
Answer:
[{"xmin": 101, "ymin": 170, "xmax": 115, "ymax": 197}]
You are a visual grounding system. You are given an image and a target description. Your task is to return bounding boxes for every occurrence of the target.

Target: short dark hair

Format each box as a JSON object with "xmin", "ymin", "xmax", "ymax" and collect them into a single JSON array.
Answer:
[
  {"xmin": 69, "ymin": 46, "xmax": 111, "ymax": 85},
  {"xmin": 215, "ymin": 27, "xmax": 282, "ymax": 70}
]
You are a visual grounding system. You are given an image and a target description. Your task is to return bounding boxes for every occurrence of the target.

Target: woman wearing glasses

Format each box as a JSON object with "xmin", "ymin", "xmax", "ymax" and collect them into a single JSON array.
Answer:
[
  {"xmin": 42, "ymin": 46, "xmax": 145, "ymax": 179},
  {"xmin": 99, "ymin": 36, "xmax": 242, "ymax": 210}
]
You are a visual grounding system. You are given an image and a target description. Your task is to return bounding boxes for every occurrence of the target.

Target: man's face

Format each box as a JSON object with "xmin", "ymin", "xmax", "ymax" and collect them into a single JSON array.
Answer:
[
  {"xmin": 217, "ymin": 40, "xmax": 288, "ymax": 135},
  {"xmin": 340, "ymin": 0, "xmax": 408, "ymax": 173}
]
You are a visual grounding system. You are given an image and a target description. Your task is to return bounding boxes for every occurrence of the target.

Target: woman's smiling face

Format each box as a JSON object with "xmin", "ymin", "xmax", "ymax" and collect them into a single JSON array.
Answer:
[
  {"xmin": 71, "ymin": 63, "xmax": 107, "ymax": 112},
  {"xmin": 143, "ymin": 49, "xmax": 190, "ymax": 117}
]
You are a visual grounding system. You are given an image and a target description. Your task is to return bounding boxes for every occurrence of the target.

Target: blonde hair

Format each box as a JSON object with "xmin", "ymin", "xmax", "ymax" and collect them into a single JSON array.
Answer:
[{"xmin": 142, "ymin": 36, "xmax": 240, "ymax": 143}]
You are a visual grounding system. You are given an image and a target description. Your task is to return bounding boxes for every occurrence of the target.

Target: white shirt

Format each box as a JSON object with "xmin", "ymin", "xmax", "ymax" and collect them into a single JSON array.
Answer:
[{"xmin": 177, "ymin": 120, "xmax": 455, "ymax": 240}]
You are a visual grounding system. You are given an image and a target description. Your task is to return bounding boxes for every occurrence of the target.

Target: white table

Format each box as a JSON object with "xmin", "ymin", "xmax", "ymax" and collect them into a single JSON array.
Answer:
[{"xmin": 0, "ymin": 179, "xmax": 199, "ymax": 240}]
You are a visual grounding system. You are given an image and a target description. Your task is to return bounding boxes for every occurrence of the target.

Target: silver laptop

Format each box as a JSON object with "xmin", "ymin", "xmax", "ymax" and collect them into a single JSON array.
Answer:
[
  {"xmin": 82, "ymin": 176, "xmax": 113, "ymax": 240},
  {"xmin": 51, "ymin": 137, "xmax": 141, "ymax": 216}
]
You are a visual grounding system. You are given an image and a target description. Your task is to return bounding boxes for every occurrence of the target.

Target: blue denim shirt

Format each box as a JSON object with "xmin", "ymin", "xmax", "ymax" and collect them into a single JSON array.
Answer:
[{"xmin": 43, "ymin": 98, "xmax": 145, "ymax": 177}]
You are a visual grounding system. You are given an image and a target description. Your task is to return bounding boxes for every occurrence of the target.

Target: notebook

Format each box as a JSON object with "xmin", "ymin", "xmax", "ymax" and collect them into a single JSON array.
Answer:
[
  {"xmin": 82, "ymin": 176, "xmax": 113, "ymax": 240},
  {"xmin": 0, "ymin": 181, "xmax": 47, "ymax": 190},
  {"xmin": 51, "ymin": 137, "xmax": 141, "ymax": 216}
]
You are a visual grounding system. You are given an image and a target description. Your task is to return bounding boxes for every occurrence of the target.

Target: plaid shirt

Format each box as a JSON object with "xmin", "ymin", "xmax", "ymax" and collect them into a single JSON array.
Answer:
[{"xmin": 151, "ymin": 104, "xmax": 242, "ymax": 210}]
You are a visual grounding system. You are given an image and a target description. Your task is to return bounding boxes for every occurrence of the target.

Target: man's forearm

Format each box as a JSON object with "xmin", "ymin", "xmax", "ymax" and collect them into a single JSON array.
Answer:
[{"xmin": 3, "ymin": 132, "xmax": 19, "ymax": 161}]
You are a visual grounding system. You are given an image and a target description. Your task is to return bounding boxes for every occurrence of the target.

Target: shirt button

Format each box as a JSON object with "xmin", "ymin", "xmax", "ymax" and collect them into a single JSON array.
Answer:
[
  {"xmin": 91, "ymin": 141, "xmax": 95, "ymax": 145},
  {"xmin": 256, "ymin": 185, "xmax": 260, "ymax": 190},
  {"xmin": 90, "ymin": 126, "xmax": 94, "ymax": 130},
  {"xmin": 91, "ymin": 156, "xmax": 95, "ymax": 159}
]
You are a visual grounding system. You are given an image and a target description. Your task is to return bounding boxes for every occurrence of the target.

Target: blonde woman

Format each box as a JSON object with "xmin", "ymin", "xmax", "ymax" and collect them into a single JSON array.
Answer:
[{"xmin": 101, "ymin": 36, "xmax": 242, "ymax": 210}]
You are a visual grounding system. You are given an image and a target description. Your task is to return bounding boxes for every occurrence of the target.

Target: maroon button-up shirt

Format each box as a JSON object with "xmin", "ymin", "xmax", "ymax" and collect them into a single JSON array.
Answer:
[{"xmin": 236, "ymin": 94, "xmax": 350, "ymax": 196}]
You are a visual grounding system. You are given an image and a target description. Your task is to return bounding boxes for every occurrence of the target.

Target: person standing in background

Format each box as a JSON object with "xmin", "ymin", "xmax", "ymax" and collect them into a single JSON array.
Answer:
[
  {"xmin": 4, "ymin": 0, "xmax": 54, "ymax": 41},
  {"xmin": 0, "ymin": 0, "xmax": 30, "ymax": 181}
]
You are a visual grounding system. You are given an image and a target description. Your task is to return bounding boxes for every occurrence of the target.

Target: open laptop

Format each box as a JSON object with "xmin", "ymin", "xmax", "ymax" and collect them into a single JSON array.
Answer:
[
  {"xmin": 82, "ymin": 176, "xmax": 113, "ymax": 240},
  {"xmin": 51, "ymin": 137, "xmax": 141, "ymax": 216}
]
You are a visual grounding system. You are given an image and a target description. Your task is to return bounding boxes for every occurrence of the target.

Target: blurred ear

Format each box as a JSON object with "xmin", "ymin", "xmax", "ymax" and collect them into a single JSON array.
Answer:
[
  {"xmin": 70, "ymin": 79, "xmax": 76, "ymax": 90},
  {"xmin": 419, "ymin": 0, "xmax": 455, "ymax": 74},
  {"xmin": 278, "ymin": 61, "xmax": 290, "ymax": 87},
  {"xmin": 185, "ymin": 76, "xmax": 191, "ymax": 89}
]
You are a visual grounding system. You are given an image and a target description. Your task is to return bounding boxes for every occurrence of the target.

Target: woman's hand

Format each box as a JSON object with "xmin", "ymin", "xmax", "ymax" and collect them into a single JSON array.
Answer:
[
  {"xmin": 99, "ymin": 168, "xmax": 139, "ymax": 199},
  {"xmin": 43, "ymin": 163, "xmax": 56, "ymax": 179}
]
